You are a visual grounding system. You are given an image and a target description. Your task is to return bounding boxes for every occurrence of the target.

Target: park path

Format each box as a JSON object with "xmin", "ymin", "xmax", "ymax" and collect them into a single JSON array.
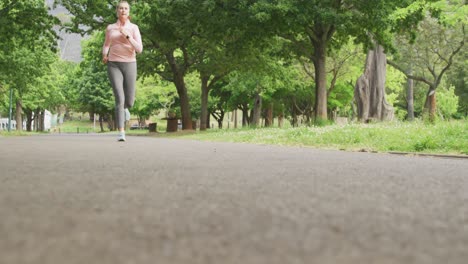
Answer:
[{"xmin": 0, "ymin": 134, "xmax": 467, "ymax": 264}]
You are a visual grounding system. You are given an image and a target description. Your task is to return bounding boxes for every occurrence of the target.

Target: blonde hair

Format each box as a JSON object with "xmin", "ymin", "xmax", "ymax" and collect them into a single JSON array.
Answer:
[{"xmin": 116, "ymin": 1, "xmax": 131, "ymax": 20}]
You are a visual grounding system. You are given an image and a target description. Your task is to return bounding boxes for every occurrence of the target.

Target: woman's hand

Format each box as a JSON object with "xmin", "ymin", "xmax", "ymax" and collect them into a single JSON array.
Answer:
[
  {"xmin": 119, "ymin": 28, "xmax": 131, "ymax": 40},
  {"xmin": 102, "ymin": 56, "xmax": 108, "ymax": 64}
]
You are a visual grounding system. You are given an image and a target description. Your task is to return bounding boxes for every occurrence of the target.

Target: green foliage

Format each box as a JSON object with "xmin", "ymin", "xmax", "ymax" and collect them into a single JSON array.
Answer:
[
  {"xmin": 0, "ymin": 0, "xmax": 58, "ymax": 81},
  {"xmin": 327, "ymin": 83, "xmax": 353, "ymax": 114},
  {"xmin": 4, "ymin": 0, "xmax": 465, "ymax": 137},
  {"xmin": 0, "ymin": 0, "xmax": 60, "ymax": 125},
  {"xmin": 0, "ymin": 0, "xmax": 59, "ymax": 50},
  {"xmin": 185, "ymin": 73, "xmax": 202, "ymax": 119},
  {"xmin": 385, "ymin": 66, "xmax": 406, "ymax": 106},
  {"xmin": 448, "ymin": 43, "xmax": 467, "ymax": 116},
  {"xmin": 70, "ymin": 32, "xmax": 114, "ymax": 117},
  {"xmin": 389, "ymin": 0, "xmax": 466, "ymax": 120},
  {"xmin": 133, "ymin": 76, "xmax": 169, "ymax": 123},
  {"xmin": 22, "ymin": 55, "xmax": 68, "ymax": 114},
  {"xmin": 436, "ymin": 85, "xmax": 459, "ymax": 119}
]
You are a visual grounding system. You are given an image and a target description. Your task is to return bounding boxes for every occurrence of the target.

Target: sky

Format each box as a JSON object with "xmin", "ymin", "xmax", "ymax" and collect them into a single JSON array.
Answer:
[{"xmin": 46, "ymin": 0, "xmax": 84, "ymax": 62}]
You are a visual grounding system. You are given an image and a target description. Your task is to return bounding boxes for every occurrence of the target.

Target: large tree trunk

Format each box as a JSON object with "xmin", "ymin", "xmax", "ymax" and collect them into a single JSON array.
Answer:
[
  {"xmin": 166, "ymin": 52, "xmax": 192, "ymax": 130},
  {"xmin": 251, "ymin": 93, "xmax": 262, "ymax": 127},
  {"xmin": 355, "ymin": 44, "xmax": 394, "ymax": 122},
  {"xmin": 424, "ymin": 89, "xmax": 437, "ymax": 122},
  {"xmin": 200, "ymin": 75, "xmax": 210, "ymax": 130},
  {"xmin": 406, "ymin": 67, "xmax": 415, "ymax": 121},
  {"xmin": 15, "ymin": 99, "xmax": 23, "ymax": 131},
  {"xmin": 174, "ymin": 73, "xmax": 192, "ymax": 130},
  {"xmin": 312, "ymin": 39, "xmax": 328, "ymax": 121},
  {"xmin": 206, "ymin": 112, "xmax": 211, "ymax": 129}
]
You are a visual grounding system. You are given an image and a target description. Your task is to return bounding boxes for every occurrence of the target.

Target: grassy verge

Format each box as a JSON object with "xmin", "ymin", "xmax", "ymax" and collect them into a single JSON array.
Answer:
[
  {"xmin": 0, "ymin": 131, "xmax": 43, "ymax": 137},
  {"xmin": 161, "ymin": 120, "xmax": 468, "ymax": 155},
  {"xmin": 3, "ymin": 119, "xmax": 466, "ymax": 155}
]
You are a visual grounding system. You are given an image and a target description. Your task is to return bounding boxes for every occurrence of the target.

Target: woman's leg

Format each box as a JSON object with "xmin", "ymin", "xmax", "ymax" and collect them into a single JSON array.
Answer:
[
  {"xmin": 107, "ymin": 62, "xmax": 125, "ymax": 131},
  {"xmin": 122, "ymin": 62, "xmax": 137, "ymax": 109}
]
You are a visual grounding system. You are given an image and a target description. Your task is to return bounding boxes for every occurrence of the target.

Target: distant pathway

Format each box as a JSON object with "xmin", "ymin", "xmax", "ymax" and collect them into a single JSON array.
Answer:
[{"xmin": 1, "ymin": 134, "xmax": 467, "ymax": 264}]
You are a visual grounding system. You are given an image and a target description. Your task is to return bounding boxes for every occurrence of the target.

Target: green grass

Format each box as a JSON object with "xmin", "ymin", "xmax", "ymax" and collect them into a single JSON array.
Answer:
[
  {"xmin": 3, "ymin": 118, "xmax": 466, "ymax": 155},
  {"xmin": 161, "ymin": 120, "xmax": 468, "ymax": 155},
  {"xmin": 0, "ymin": 130, "xmax": 43, "ymax": 136},
  {"xmin": 54, "ymin": 120, "xmax": 98, "ymax": 133}
]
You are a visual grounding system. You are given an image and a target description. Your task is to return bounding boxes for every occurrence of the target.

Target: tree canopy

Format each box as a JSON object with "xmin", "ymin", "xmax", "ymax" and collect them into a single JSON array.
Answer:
[{"xmin": 2, "ymin": 0, "xmax": 465, "ymax": 132}]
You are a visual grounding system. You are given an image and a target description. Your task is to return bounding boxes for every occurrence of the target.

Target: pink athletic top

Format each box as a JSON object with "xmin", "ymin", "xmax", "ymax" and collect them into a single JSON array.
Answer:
[{"xmin": 102, "ymin": 20, "xmax": 143, "ymax": 62}]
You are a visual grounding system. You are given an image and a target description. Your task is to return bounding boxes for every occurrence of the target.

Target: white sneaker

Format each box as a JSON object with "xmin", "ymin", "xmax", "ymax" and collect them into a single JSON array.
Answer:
[
  {"xmin": 124, "ymin": 108, "xmax": 131, "ymax": 121},
  {"xmin": 117, "ymin": 132, "xmax": 126, "ymax": 142}
]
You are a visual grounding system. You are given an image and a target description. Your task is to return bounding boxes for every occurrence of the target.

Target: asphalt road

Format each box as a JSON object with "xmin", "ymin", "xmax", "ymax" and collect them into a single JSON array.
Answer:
[{"xmin": 1, "ymin": 134, "xmax": 467, "ymax": 264}]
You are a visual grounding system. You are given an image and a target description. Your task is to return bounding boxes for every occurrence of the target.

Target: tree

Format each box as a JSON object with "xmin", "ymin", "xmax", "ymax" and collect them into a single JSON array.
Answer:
[
  {"xmin": 448, "ymin": 53, "xmax": 467, "ymax": 116},
  {"xmin": 75, "ymin": 32, "xmax": 115, "ymax": 131},
  {"xmin": 133, "ymin": 76, "xmax": 168, "ymax": 128},
  {"xmin": 250, "ymin": 0, "xmax": 437, "ymax": 122},
  {"xmin": 355, "ymin": 45, "xmax": 394, "ymax": 122},
  {"xmin": 56, "ymin": 0, "xmax": 285, "ymax": 130},
  {"xmin": 135, "ymin": 1, "xmax": 267, "ymax": 130},
  {"xmin": 22, "ymin": 57, "xmax": 68, "ymax": 131},
  {"xmin": 388, "ymin": 16, "xmax": 465, "ymax": 121},
  {"xmin": 0, "ymin": 0, "xmax": 59, "ymax": 131},
  {"xmin": 2, "ymin": 46, "xmax": 57, "ymax": 131}
]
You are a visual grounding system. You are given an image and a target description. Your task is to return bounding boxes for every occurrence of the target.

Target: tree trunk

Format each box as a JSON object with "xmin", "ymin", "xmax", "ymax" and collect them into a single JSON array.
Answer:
[
  {"xmin": 251, "ymin": 93, "xmax": 262, "ymax": 127},
  {"xmin": 429, "ymin": 92, "xmax": 436, "ymax": 121},
  {"xmin": 355, "ymin": 73, "xmax": 370, "ymax": 122},
  {"xmin": 355, "ymin": 44, "xmax": 394, "ymax": 122},
  {"xmin": 166, "ymin": 52, "xmax": 192, "ymax": 130},
  {"xmin": 25, "ymin": 110, "xmax": 33, "ymax": 132},
  {"xmin": 174, "ymin": 72, "xmax": 192, "ymax": 130},
  {"xmin": 200, "ymin": 75, "xmax": 210, "ymax": 130},
  {"xmin": 312, "ymin": 39, "xmax": 328, "ymax": 121},
  {"xmin": 233, "ymin": 110, "xmax": 238, "ymax": 129},
  {"xmin": 291, "ymin": 101, "xmax": 298, "ymax": 127},
  {"xmin": 107, "ymin": 113, "xmax": 116, "ymax": 131},
  {"xmin": 406, "ymin": 67, "xmax": 415, "ymax": 121},
  {"xmin": 34, "ymin": 108, "xmax": 39, "ymax": 131},
  {"xmin": 241, "ymin": 104, "xmax": 249, "ymax": 127},
  {"xmin": 15, "ymin": 99, "xmax": 23, "ymax": 131},
  {"xmin": 264, "ymin": 102, "xmax": 273, "ymax": 127},
  {"xmin": 424, "ymin": 89, "xmax": 437, "ymax": 122},
  {"xmin": 99, "ymin": 115, "xmax": 104, "ymax": 132},
  {"xmin": 278, "ymin": 113, "xmax": 284, "ymax": 128},
  {"xmin": 211, "ymin": 110, "xmax": 225, "ymax": 129},
  {"xmin": 36, "ymin": 109, "xmax": 44, "ymax": 132},
  {"xmin": 206, "ymin": 112, "xmax": 211, "ymax": 129}
]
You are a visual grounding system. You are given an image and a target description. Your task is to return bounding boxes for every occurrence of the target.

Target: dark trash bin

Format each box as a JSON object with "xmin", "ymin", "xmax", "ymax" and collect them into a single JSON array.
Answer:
[{"xmin": 148, "ymin": 123, "xmax": 157, "ymax": 132}]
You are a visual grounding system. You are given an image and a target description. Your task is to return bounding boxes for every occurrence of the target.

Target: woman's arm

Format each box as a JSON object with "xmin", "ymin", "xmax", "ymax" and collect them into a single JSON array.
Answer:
[
  {"xmin": 102, "ymin": 25, "xmax": 111, "ymax": 63},
  {"xmin": 128, "ymin": 25, "xmax": 143, "ymax": 53}
]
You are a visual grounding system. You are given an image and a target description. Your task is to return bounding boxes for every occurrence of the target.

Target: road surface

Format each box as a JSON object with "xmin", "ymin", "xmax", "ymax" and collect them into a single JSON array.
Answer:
[{"xmin": 1, "ymin": 134, "xmax": 467, "ymax": 264}]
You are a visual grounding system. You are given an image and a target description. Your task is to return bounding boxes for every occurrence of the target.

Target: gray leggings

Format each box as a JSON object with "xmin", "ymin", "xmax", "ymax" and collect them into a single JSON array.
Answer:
[{"xmin": 107, "ymin": 61, "xmax": 137, "ymax": 129}]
